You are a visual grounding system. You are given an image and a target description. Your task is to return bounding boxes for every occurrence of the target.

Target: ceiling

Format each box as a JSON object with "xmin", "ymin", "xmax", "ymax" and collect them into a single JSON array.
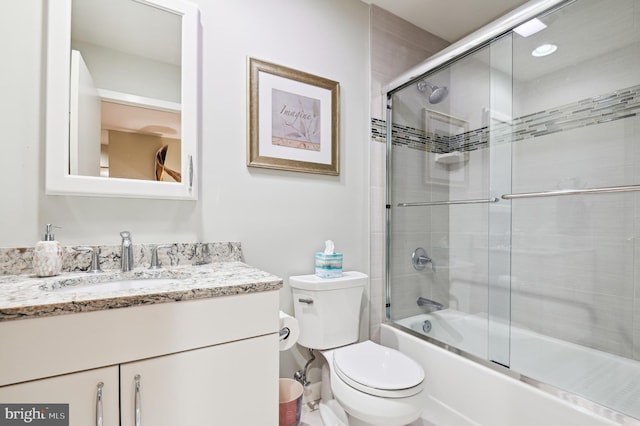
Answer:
[
  {"xmin": 72, "ymin": 0, "xmax": 182, "ymax": 140},
  {"xmin": 72, "ymin": 0, "xmax": 181, "ymax": 65},
  {"xmin": 101, "ymin": 101, "xmax": 181, "ymax": 141},
  {"xmin": 364, "ymin": 0, "xmax": 640, "ymax": 84},
  {"xmin": 75, "ymin": 0, "xmax": 532, "ymax": 51},
  {"xmin": 361, "ymin": 0, "xmax": 531, "ymax": 42}
]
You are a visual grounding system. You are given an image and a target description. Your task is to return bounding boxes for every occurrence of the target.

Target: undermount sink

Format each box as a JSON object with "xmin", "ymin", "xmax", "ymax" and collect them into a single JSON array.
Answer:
[
  {"xmin": 52, "ymin": 278, "xmax": 178, "ymax": 294},
  {"xmin": 41, "ymin": 270, "xmax": 191, "ymax": 294}
]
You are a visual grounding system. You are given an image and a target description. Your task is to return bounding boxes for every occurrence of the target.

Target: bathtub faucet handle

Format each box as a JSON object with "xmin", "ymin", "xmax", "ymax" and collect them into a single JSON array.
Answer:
[{"xmin": 412, "ymin": 247, "xmax": 435, "ymax": 272}]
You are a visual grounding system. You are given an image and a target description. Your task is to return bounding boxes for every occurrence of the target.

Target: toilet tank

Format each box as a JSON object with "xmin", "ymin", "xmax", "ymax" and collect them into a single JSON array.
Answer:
[{"xmin": 290, "ymin": 271, "xmax": 368, "ymax": 350}]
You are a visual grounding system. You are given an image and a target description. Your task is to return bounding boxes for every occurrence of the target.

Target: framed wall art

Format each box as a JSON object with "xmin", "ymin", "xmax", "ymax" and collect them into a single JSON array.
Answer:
[{"xmin": 247, "ymin": 58, "xmax": 340, "ymax": 175}]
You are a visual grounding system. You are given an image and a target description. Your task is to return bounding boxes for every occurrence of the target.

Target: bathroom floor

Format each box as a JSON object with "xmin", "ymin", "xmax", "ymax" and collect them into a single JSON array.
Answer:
[
  {"xmin": 299, "ymin": 409, "xmax": 322, "ymax": 426},
  {"xmin": 300, "ymin": 409, "xmax": 439, "ymax": 426},
  {"xmin": 300, "ymin": 400, "xmax": 476, "ymax": 426}
]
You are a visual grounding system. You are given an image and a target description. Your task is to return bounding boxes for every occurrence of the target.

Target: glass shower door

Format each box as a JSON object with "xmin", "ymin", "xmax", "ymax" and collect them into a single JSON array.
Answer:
[
  {"xmin": 387, "ymin": 33, "xmax": 514, "ymax": 366},
  {"xmin": 386, "ymin": 0, "xmax": 640, "ymax": 420},
  {"xmin": 508, "ymin": 0, "xmax": 640, "ymax": 419}
]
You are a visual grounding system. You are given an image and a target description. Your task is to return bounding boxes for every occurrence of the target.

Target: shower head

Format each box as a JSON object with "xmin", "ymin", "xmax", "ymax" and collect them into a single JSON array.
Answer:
[
  {"xmin": 417, "ymin": 80, "xmax": 449, "ymax": 104},
  {"xmin": 429, "ymin": 86, "xmax": 449, "ymax": 104}
]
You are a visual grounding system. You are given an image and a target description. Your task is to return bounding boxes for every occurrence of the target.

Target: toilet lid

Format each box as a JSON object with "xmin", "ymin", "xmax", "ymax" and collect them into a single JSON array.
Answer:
[{"xmin": 333, "ymin": 341, "xmax": 425, "ymax": 398}]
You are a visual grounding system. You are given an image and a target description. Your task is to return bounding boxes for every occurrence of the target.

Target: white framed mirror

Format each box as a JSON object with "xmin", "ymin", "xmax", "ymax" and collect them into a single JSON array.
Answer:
[{"xmin": 45, "ymin": 0, "xmax": 200, "ymax": 200}]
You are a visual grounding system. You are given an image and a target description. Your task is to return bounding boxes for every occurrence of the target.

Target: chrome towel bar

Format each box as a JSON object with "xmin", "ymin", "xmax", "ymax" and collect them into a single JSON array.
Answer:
[
  {"xmin": 398, "ymin": 197, "xmax": 499, "ymax": 207},
  {"xmin": 502, "ymin": 184, "xmax": 640, "ymax": 200},
  {"xmin": 397, "ymin": 185, "xmax": 640, "ymax": 206}
]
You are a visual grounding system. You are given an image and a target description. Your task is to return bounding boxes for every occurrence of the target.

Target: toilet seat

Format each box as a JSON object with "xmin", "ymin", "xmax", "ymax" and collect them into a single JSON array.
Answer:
[{"xmin": 333, "ymin": 341, "xmax": 425, "ymax": 398}]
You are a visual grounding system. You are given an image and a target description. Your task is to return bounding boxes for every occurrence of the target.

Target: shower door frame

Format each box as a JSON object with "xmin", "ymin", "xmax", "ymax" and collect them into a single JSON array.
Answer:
[
  {"xmin": 384, "ymin": 0, "xmax": 567, "ymax": 320},
  {"xmin": 382, "ymin": 0, "xmax": 639, "ymax": 423}
]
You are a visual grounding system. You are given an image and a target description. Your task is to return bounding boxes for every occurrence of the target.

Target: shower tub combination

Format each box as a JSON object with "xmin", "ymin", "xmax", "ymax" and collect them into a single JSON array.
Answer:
[
  {"xmin": 397, "ymin": 310, "xmax": 640, "ymax": 421},
  {"xmin": 383, "ymin": 0, "xmax": 640, "ymax": 423},
  {"xmin": 380, "ymin": 320, "xmax": 631, "ymax": 426}
]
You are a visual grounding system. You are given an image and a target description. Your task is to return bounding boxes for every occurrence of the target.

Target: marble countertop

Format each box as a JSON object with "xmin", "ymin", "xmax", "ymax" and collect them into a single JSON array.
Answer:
[{"xmin": 0, "ymin": 262, "xmax": 283, "ymax": 322}]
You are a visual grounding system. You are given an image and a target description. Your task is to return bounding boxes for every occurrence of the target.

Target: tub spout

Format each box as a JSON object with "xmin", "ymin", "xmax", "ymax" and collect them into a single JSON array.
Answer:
[{"xmin": 417, "ymin": 297, "xmax": 444, "ymax": 312}]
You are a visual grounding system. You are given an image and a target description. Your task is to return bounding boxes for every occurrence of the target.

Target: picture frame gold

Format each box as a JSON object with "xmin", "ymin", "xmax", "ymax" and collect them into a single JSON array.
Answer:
[{"xmin": 247, "ymin": 58, "xmax": 340, "ymax": 175}]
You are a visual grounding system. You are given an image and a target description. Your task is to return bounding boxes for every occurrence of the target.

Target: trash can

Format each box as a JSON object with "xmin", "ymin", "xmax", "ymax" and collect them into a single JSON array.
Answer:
[{"xmin": 279, "ymin": 378, "xmax": 303, "ymax": 426}]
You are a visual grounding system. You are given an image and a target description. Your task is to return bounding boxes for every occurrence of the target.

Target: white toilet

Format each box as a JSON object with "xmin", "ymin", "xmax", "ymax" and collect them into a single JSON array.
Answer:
[{"xmin": 290, "ymin": 271, "xmax": 426, "ymax": 426}]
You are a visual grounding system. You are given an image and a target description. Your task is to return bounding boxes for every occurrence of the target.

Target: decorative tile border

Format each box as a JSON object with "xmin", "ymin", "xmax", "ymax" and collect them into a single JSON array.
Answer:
[
  {"xmin": 371, "ymin": 118, "xmax": 386, "ymax": 144},
  {"xmin": 0, "ymin": 242, "xmax": 244, "ymax": 276},
  {"xmin": 375, "ymin": 84, "xmax": 640, "ymax": 153}
]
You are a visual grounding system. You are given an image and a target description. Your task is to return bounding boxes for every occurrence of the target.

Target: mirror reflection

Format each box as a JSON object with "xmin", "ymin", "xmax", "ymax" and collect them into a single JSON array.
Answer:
[{"xmin": 70, "ymin": 0, "xmax": 182, "ymax": 181}]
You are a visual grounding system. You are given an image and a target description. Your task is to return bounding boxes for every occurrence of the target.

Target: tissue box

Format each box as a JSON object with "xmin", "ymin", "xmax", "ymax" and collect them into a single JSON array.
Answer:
[{"xmin": 315, "ymin": 252, "xmax": 343, "ymax": 278}]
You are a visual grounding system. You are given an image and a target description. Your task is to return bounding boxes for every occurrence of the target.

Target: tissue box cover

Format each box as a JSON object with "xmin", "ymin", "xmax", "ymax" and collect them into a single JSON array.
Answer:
[{"xmin": 315, "ymin": 253, "xmax": 343, "ymax": 278}]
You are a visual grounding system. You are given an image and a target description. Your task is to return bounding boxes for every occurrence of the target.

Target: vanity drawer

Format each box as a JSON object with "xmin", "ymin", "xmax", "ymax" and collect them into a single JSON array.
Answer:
[{"xmin": 0, "ymin": 290, "xmax": 279, "ymax": 386}]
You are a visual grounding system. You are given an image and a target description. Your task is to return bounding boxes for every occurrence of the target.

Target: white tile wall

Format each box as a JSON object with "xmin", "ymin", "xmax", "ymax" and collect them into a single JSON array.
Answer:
[
  {"xmin": 386, "ymin": 144, "xmax": 453, "ymax": 320},
  {"xmin": 369, "ymin": 6, "xmax": 450, "ymax": 339},
  {"xmin": 370, "ymin": 141, "xmax": 386, "ymax": 341},
  {"xmin": 370, "ymin": 5, "xmax": 449, "ymax": 120},
  {"xmin": 508, "ymin": 118, "xmax": 639, "ymax": 357}
]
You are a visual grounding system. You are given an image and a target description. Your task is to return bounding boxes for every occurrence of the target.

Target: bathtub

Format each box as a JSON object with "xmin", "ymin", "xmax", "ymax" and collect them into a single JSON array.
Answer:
[
  {"xmin": 386, "ymin": 310, "xmax": 637, "ymax": 425},
  {"xmin": 396, "ymin": 310, "xmax": 491, "ymax": 359}
]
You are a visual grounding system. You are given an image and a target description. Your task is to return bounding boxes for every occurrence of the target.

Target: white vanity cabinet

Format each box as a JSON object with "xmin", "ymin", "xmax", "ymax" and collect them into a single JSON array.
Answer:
[
  {"xmin": 0, "ymin": 291, "xmax": 280, "ymax": 425},
  {"xmin": 120, "ymin": 334, "xmax": 277, "ymax": 426},
  {"xmin": 0, "ymin": 367, "xmax": 120, "ymax": 426}
]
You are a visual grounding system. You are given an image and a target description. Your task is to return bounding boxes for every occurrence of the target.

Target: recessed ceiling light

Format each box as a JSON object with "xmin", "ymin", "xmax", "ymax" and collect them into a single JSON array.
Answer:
[
  {"xmin": 514, "ymin": 18, "xmax": 547, "ymax": 37},
  {"xmin": 532, "ymin": 43, "xmax": 558, "ymax": 57}
]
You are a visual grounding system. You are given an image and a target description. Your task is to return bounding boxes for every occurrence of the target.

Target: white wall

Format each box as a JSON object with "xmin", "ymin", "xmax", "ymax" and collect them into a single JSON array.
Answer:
[
  {"xmin": 196, "ymin": 0, "xmax": 370, "ymax": 302},
  {"xmin": 0, "ymin": 0, "xmax": 370, "ymax": 380},
  {"xmin": 1, "ymin": 1, "xmax": 42, "ymax": 247}
]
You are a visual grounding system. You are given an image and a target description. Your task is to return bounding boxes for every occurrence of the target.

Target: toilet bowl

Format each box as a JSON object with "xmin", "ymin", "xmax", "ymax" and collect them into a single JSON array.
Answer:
[
  {"xmin": 322, "ymin": 341, "xmax": 426, "ymax": 426},
  {"xmin": 290, "ymin": 272, "xmax": 426, "ymax": 426}
]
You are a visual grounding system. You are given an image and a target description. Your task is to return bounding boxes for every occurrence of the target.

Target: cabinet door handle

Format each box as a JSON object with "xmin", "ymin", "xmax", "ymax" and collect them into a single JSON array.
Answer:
[
  {"xmin": 134, "ymin": 374, "xmax": 142, "ymax": 426},
  {"xmin": 96, "ymin": 382, "xmax": 104, "ymax": 426}
]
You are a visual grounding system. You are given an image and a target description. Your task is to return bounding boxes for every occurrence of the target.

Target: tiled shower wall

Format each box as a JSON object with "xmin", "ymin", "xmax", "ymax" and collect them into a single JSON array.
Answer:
[
  {"xmin": 508, "ymin": 116, "xmax": 640, "ymax": 359},
  {"xmin": 369, "ymin": 5, "xmax": 449, "ymax": 340},
  {"xmin": 379, "ymin": 84, "xmax": 640, "ymax": 155},
  {"xmin": 376, "ymin": 83, "xmax": 640, "ymax": 359}
]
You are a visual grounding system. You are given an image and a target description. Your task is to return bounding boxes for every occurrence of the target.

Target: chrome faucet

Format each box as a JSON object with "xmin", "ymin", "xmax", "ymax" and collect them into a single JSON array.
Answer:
[
  {"xmin": 417, "ymin": 297, "xmax": 444, "ymax": 312},
  {"xmin": 73, "ymin": 246, "xmax": 103, "ymax": 273},
  {"xmin": 149, "ymin": 244, "xmax": 172, "ymax": 270},
  {"xmin": 120, "ymin": 231, "xmax": 133, "ymax": 272},
  {"xmin": 193, "ymin": 243, "xmax": 210, "ymax": 266}
]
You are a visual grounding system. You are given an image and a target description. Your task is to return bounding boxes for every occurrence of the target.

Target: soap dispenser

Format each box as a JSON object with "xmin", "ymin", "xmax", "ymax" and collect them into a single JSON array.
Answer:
[{"xmin": 33, "ymin": 224, "xmax": 63, "ymax": 277}]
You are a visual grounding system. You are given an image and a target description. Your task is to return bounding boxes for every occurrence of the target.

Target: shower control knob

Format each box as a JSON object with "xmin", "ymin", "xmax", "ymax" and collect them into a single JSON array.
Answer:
[{"xmin": 412, "ymin": 247, "xmax": 435, "ymax": 272}]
